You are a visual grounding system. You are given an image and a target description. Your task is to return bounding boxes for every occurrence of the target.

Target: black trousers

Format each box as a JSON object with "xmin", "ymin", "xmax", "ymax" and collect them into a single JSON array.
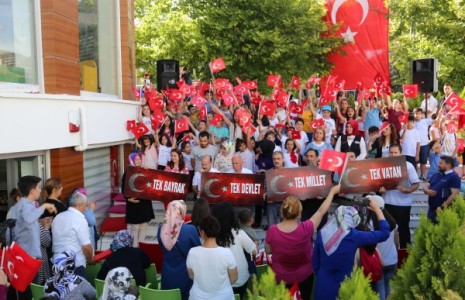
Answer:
[{"xmin": 385, "ymin": 204, "xmax": 411, "ymax": 248}]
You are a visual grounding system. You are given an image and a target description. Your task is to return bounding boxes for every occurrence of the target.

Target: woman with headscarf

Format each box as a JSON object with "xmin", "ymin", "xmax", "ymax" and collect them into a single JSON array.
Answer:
[
  {"xmin": 100, "ymin": 267, "xmax": 138, "ymax": 300},
  {"xmin": 122, "ymin": 152, "xmax": 155, "ymax": 247},
  {"xmin": 44, "ymin": 250, "xmax": 96, "ymax": 300},
  {"xmin": 97, "ymin": 230, "xmax": 151, "ymax": 286},
  {"xmin": 335, "ymin": 119, "xmax": 367, "ymax": 160},
  {"xmin": 157, "ymin": 200, "xmax": 201, "ymax": 300},
  {"xmin": 312, "ymin": 198, "xmax": 390, "ymax": 300}
]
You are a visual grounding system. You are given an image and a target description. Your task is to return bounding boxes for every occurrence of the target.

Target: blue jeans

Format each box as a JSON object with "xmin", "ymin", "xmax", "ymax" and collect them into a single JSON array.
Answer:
[
  {"xmin": 376, "ymin": 263, "xmax": 397, "ymax": 300},
  {"xmin": 266, "ymin": 203, "xmax": 281, "ymax": 226}
]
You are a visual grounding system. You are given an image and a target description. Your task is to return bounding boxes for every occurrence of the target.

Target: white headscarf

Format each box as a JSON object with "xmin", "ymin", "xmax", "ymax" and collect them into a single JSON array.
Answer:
[{"xmin": 320, "ymin": 206, "xmax": 361, "ymax": 256}]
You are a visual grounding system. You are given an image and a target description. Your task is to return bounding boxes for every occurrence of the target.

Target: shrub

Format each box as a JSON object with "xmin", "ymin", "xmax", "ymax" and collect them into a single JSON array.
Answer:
[
  {"xmin": 390, "ymin": 196, "xmax": 465, "ymax": 299},
  {"xmin": 337, "ymin": 267, "xmax": 378, "ymax": 300},
  {"xmin": 247, "ymin": 267, "xmax": 290, "ymax": 300}
]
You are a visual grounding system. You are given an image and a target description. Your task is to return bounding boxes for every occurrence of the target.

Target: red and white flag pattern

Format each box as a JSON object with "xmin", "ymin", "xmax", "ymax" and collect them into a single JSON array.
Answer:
[
  {"xmin": 319, "ymin": 149, "xmax": 347, "ymax": 174},
  {"xmin": 210, "ymin": 57, "xmax": 226, "ymax": 73},
  {"xmin": 175, "ymin": 117, "xmax": 189, "ymax": 134},
  {"xmin": 131, "ymin": 123, "xmax": 150, "ymax": 139}
]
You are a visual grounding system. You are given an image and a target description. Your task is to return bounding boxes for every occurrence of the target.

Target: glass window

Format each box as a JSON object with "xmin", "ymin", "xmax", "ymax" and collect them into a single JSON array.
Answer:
[
  {"xmin": 0, "ymin": 0, "xmax": 38, "ymax": 85},
  {"xmin": 78, "ymin": 0, "xmax": 118, "ymax": 96}
]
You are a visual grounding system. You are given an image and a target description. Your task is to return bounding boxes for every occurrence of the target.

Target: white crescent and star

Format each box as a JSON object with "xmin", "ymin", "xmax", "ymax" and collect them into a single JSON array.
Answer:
[
  {"xmin": 204, "ymin": 178, "xmax": 221, "ymax": 198},
  {"xmin": 270, "ymin": 175, "xmax": 287, "ymax": 195},
  {"xmin": 128, "ymin": 173, "xmax": 146, "ymax": 193},
  {"xmin": 333, "ymin": 156, "xmax": 344, "ymax": 167},
  {"xmin": 404, "ymin": 88, "xmax": 412, "ymax": 96},
  {"xmin": 342, "ymin": 167, "xmax": 360, "ymax": 188},
  {"xmin": 331, "ymin": 0, "xmax": 369, "ymax": 26}
]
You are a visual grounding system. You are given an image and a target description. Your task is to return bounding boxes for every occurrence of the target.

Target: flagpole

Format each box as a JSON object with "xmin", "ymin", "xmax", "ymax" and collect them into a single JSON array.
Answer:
[
  {"xmin": 338, "ymin": 155, "xmax": 351, "ymax": 184},
  {"xmin": 0, "ymin": 247, "xmax": 4, "ymax": 270}
]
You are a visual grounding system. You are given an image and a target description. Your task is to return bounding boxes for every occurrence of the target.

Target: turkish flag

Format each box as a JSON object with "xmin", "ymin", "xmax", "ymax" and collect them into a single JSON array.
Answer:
[
  {"xmin": 221, "ymin": 93, "xmax": 237, "ymax": 106},
  {"xmin": 210, "ymin": 57, "xmax": 226, "ymax": 73},
  {"xmin": 234, "ymin": 84, "xmax": 249, "ymax": 96},
  {"xmin": 323, "ymin": 86, "xmax": 338, "ymax": 101},
  {"xmin": 198, "ymin": 82, "xmax": 211, "ymax": 97},
  {"xmin": 148, "ymin": 94, "xmax": 165, "ymax": 110},
  {"xmin": 190, "ymin": 95, "xmax": 207, "ymax": 107},
  {"xmin": 378, "ymin": 121, "xmax": 390, "ymax": 133},
  {"xmin": 175, "ymin": 117, "xmax": 189, "ymax": 134},
  {"xmin": 310, "ymin": 118, "xmax": 325, "ymax": 131},
  {"xmin": 250, "ymin": 92, "xmax": 262, "ymax": 106},
  {"xmin": 126, "ymin": 120, "xmax": 136, "ymax": 131},
  {"xmin": 169, "ymin": 89, "xmax": 184, "ymax": 102},
  {"xmin": 399, "ymin": 113, "xmax": 409, "ymax": 125},
  {"xmin": 403, "ymin": 84, "xmax": 418, "ymax": 99},
  {"xmin": 447, "ymin": 122, "xmax": 457, "ymax": 134},
  {"xmin": 335, "ymin": 80, "xmax": 345, "ymax": 91},
  {"xmin": 210, "ymin": 114, "xmax": 223, "ymax": 126},
  {"xmin": 326, "ymin": 0, "xmax": 389, "ymax": 89},
  {"xmin": 319, "ymin": 149, "xmax": 347, "ymax": 174},
  {"xmin": 131, "ymin": 86, "xmax": 140, "ymax": 99},
  {"xmin": 289, "ymin": 75, "xmax": 301, "ymax": 89},
  {"xmin": 259, "ymin": 101, "xmax": 276, "ymax": 116},
  {"xmin": 444, "ymin": 93, "xmax": 465, "ymax": 111},
  {"xmin": 180, "ymin": 134, "xmax": 192, "ymax": 144},
  {"xmin": 288, "ymin": 128, "xmax": 301, "ymax": 140},
  {"xmin": 2, "ymin": 243, "xmax": 42, "ymax": 292},
  {"xmin": 199, "ymin": 106, "xmax": 207, "ymax": 121},
  {"xmin": 131, "ymin": 123, "xmax": 150, "ymax": 139},
  {"xmin": 239, "ymin": 112, "xmax": 253, "ymax": 127},
  {"xmin": 267, "ymin": 74, "xmax": 282, "ymax": 87},
  {"xmin": 289, "ymin": 281, "xmax": 302, "ymax": 300},
  {"xmin": 243, "ymin": 80, "xmax": 258, "ymax": 90},
  {"xmin": 289, "ymin": 102, "xmax": 304, "ymax": 115},
  {"xmin": 305, "ymin": 74, "xmax": 321, "ymax": 88},
  {"xmin": 319, "ymin": 96, "xmax": 331, "ymax": 107},
  {"xmin": 179, "ymin": 82, "xmax": 193, "ymax": 96},
  {"xmin": 214, "ymin": 78, "xmax": 232, "ymax": 91},
  {"xmin": 94, "ymin": 249, "xmax": 112, "ymax": 262},
  {"xmin": 275, "ymin": 92, "xmax": 289, "ymax": 108},
  {"xmin": 242, "ymin": 122, "xmax": 257, "ymax": 136},
  {"xmin": 373, "ymin": 72, "xmax": 384, "ymax": 87},
  {"xmin": 356, "ymin": 88, "xmax": 367, "ymax": 103},
  {"xmin": 275, "ymin": 123, "xmax": 287, "ymax": 129},
  {"xmin": 458, "ymin": 138, "xmax": 464, "ymax": 153},
  {"xmin": 151, "ymin": 111, "xmax": 166, "ymax": 128}
]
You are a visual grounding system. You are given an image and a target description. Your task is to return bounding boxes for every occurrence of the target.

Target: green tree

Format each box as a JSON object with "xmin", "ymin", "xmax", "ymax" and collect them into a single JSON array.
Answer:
[
  {"xmin": 338, "ymin": 267, "xmax": 378, "ymax": 300},
  {"xmin": 389, "ymin": 0, "xmax": 465, "ymax": 93},
  {"xmin": 247, "ymin": 267, "xmax": 290, "ymax": 300},
  {"xmin": 390, "ymin": 196, "xmax": 465, "ymax": 299},
  {"xmin": 135, "ymin": 0, "xmax": 340, "ymax": 90}
]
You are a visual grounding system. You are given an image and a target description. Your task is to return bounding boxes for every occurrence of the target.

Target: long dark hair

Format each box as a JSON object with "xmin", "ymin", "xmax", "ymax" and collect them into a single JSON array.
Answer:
[
  {"xmin": 159, "ymin": 116, "xmax": 174, "ymax": 137},
  {"xmin": 167, "ymin": 149, "xmax": 185, "ymax": 170},
  {"xmin": 211, "ymin": 202, "xmax": 240, "ymax": 247},
  {"xmin": 191, "ymin": 198, "xmax": 210, "ymax": 227}
]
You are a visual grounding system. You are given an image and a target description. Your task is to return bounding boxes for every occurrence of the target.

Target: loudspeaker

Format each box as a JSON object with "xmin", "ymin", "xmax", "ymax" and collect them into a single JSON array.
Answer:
[
  {"xmin": 411, "ymin": 58, "xmax": 438, "ymax": 93},
  {"xmin": 156, "ymin": 60, "xmax": 180, "ymax": 92}
]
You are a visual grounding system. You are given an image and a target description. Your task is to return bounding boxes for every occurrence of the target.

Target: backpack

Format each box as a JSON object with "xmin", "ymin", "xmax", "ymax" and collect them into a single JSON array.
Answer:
[
  {"xmin": 0, "ymin": 219, "xmax": 16, "ymax": 247},
  {"xmin": 359, "ymin": 247, "xmax": 382, "ymax": 282}
]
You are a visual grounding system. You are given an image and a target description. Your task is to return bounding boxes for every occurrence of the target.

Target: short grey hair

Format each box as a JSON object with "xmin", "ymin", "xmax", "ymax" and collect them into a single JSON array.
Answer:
[{"xmin": 69, "ymin": 192, "xmax": 88, "ymax": 207}]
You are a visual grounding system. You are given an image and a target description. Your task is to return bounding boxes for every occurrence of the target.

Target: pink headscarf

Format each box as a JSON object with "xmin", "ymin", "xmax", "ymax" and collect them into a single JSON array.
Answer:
[
  {"xmin": 160, "ymin": 200, "xmax": 187, "ymax": 251},
  {"xmin": 346, "ymin": 119, "xmax": 360, "ymax": 136}
]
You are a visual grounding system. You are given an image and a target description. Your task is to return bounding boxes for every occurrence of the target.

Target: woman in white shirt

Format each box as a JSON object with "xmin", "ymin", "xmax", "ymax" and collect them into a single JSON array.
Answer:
[{"xmin": 187, "ymin": 215, "xmax": 238, "ymax": 300}]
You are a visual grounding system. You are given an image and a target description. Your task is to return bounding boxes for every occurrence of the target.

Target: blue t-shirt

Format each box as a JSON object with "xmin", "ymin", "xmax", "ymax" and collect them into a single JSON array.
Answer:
[
  {"xmin": 428, "ymin": 171, "xmax": 461, "ymax": 210},
  {"xmin": 364, "ymin": 107, "xmax": 381, "ymax": 130},
  {"xmin": 427, "ymin": 152, "xmax": 440, "ymax": 179}
]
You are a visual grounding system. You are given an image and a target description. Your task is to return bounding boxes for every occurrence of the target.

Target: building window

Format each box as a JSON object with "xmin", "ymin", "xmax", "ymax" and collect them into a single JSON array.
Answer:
[
  {"xmin": 78, "ymin": 0, "xmax": 118, "ymax": 96},
  {"xmin": 0, "ymin": 0, "xmax": 38, "ymax": 85}
]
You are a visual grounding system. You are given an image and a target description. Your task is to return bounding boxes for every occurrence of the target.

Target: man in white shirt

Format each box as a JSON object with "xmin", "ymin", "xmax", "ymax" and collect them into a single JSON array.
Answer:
[
  {"xmin": 414, "ymin": 108, "xmax": 433, "ymax": 180},
  {"xmin": 399, "ymin": 116, "xmax": 420, "ymax": 168},
  {"xmin": 192, "ymin": 155, "xmax": 219, "ymax": 196},
  {"xmin": 420, "ymin": 92, "xmax": 438, "ymax": 119},
  {"xmin": 228, "ymin": 155, "xmax": 253, "ymax": 174},
  {"xmin": 52, "ymin": 191, "xmax": 93, "ymax": 278},
  {"xmin": 237, "ymin": 140, "xmax": 255, "ymax": 172}
]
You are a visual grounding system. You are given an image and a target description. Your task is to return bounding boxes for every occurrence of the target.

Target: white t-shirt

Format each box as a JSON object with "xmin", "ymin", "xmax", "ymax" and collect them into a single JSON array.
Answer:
[
  {"xmin": 52, "ymin": 207, "xmax": 91, "ymax": 267},
  {"xmin": 227, "ymin": 168, "xmax": 253, "ymax": 174},
  {"xmin": 183, "ymin": 152, "xmax": 193, "ymax": 171},
  {"xmin": 158, "ymin": 145, "xmax": 171, "ymax": 167},
  {"xmin": 441, "ymin": 132, "xmax": 457, "ymax": 157},
  {"xmin": 187, "ymin": 246, "xmax": 236, "ymax": 300},
  {"xmin": 316, "ymin": 115, "xmax": 336, "ymax": 144},
  {"xmin": 383, "ymin": 162, "xmax": 420, "ymax": 206},
  {"xmin": 238, "ymin": 149, "xmax": 255, "ymax": 172},
  {"xmin": 399, "ymin": 128, "xmax": 420, "ymax": 157},
  {"xmin": 192, "ymin": 168, "xmax": 219, "ymax": 192},
  {"xmin": 227, "ymin": 229, "xmax": 257, "ymax": 287},
  {"xmin": 283, "ymin": 151, "xmax": 300, "ymax": 168},
  {"xmin": 414, "ymin": 118, "xmax": 433, "ymax": 146}
]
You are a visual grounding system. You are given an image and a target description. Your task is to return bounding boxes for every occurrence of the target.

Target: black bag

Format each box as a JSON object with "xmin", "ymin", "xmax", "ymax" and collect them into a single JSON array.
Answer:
[{"xmin": 0, "ymin": 219, "xmax": 16, "ymax": 247}]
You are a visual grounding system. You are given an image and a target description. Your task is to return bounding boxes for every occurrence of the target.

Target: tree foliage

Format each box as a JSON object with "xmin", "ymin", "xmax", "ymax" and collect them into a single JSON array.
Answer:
[
  {"xmin": 337, "ymin": 267, "xmax": 378, "ymax": 300},
  {"xmin": 389, "ymin": 0, "xmax": 465, "ymax": 93},
  {"xmin": 247, "ymin": 267, "xmax": 290, "ymax": 300},
  {"xmin": 135, "ymin": 0, "xmax": 341, "ymax": 87},
  {"xmin": 390, "ymin": 196, "xmax": 465, "ymax": 299}
]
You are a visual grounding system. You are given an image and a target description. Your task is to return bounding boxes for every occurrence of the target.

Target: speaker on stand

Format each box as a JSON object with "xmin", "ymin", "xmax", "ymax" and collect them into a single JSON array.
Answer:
[
  {"xmin": 412, "ymin": 58, "xmax": 438, "ymax": 116},
  {"xmin": 156, "ymin": 60, "xmax": 180, "ymax": 92}
]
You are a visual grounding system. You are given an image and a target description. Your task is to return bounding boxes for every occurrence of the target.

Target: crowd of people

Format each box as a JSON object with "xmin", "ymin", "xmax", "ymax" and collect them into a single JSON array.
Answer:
[{"xmin": 3, "ymin": 77, "xmax": 464, "ymax": 299}]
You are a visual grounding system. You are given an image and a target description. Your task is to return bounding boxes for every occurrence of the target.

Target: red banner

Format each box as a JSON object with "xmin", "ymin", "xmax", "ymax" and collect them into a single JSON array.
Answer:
[
  {"xmin": 123, "ymin": 166, "xmax": 190, "ymax": 201},
  {"xmin": 265, "ymin": 167, "xmax": 333, "ymax": 202},
  {"xmin": 326, "ymin": 0, "xmax": 389, "ymax": 89},
  {"xmin": 340, "ymin": 157, "xmax": 407, "ymax": 194},
  {"xmin": 200, "ymin": 173, "xmax": 265, "ymax": 205}
]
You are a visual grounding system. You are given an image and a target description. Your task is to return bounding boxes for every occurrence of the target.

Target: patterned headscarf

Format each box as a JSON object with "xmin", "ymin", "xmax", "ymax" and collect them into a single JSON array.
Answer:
[
  {"xmin": 100, "ymin": 267, "xmax": 136, "ymax": 300},
  {"xmin": 44, "ymin": 251, "xmax": 83, "ymax": 299},
  {"xmin": 320, "ymin": 206, "xmax": 361, "ymax": 256},
  {"xmin": 128, "ymin": 152, "xmax": 141, "ymax": 167},
  {"xmin": 160, "ymin": 200, "xmax": 187, "ymax": 251},
  {"xmin": 110, "ymin": 230, "xmax": 134, "ymax": 252}
]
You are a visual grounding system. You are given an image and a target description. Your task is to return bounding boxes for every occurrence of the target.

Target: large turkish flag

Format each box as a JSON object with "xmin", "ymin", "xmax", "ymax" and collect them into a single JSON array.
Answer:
[{"xmin": 326, "ymin": 0, "xmax": 389, "ymax": 89}]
